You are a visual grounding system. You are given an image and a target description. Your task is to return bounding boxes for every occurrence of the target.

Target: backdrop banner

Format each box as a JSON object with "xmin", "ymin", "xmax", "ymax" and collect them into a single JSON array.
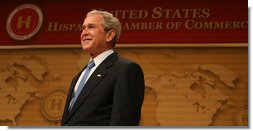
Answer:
[{"xmin": 0, "ymin": 0, "xmax": 248, "ymax": 47}]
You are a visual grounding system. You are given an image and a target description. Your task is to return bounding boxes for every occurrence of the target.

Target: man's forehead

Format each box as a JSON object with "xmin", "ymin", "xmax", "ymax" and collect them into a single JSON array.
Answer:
[
  {"xmin": 83, "ymin": 14, "xmax": 103, "ymax": 24},
  {"xmin": 85, "ymin": 14, "xmax": 103, "ymax": 20}
]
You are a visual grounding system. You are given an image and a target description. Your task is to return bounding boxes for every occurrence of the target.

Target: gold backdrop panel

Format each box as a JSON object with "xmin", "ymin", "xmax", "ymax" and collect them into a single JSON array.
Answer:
[{"xmin": 0, "ymin": 47, "xmax": 248, "ymax": 126}]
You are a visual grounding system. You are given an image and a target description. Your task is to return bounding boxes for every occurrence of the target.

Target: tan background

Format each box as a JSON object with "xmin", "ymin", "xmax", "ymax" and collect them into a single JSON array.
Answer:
[{"xmin": 0, "ymin": 47, "xmax": 248, "ymax": 126}]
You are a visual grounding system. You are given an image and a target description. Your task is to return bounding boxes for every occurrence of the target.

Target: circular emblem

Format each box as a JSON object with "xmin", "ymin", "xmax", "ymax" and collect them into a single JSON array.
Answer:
[
  {"xmin": 6, "ymin": 4, "xmax": 43, "ymax": 40},
  {"xmin": 234, "ymin": 106, "xmax": 248, "ymax": 126},
  {"xmin": 41, "ymin": 90, "xmax": 67, "ymax": 121}
]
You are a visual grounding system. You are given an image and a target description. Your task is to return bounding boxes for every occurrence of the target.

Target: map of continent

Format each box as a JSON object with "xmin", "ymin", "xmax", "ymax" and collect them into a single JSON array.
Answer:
[
  {"xmin": 0, "ymin": 55, "xmax": 47, "ymax": 125},
  {"xmin": 145, "ymin": 64, "xmax": 239, "ymax": 126}
]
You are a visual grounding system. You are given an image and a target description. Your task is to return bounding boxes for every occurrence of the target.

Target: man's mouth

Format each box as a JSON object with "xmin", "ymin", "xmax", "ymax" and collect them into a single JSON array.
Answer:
[
  {"xmin": 82, "ymin": 38, "xmax": 92, "ymax": 42},
  {"xmin": 84, "ymin": 38, "xmax": 92, "ymax": 40}
]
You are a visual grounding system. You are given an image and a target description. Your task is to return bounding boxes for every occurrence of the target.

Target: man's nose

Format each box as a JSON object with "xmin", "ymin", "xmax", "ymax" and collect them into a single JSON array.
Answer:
[
  {"xmin": 81, "ymin": 27, "xmax": 89, "ymax": 35},
  {"xmin": 81, "ymin": 29, "xmax": 87, "ymax": 35}
]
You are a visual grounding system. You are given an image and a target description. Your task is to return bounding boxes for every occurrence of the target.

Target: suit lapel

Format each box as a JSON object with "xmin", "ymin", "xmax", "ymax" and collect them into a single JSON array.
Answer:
[
  {"xmin": 61, "ymin": 66, "xmax": 86, "ymax": 123},
  {"xmin": 64, "ymin": 52, "xmax": 118, "ymax": 122},
  {"xmin": 69, "ymin": 67, "xmax": 107, "ymax": 112}
]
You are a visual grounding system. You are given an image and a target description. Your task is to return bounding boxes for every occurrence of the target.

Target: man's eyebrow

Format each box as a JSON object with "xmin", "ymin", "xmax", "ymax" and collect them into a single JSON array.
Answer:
[
  {"xmin": 83, "ymin": 23, "xmax": 96, "ymax": 26},
  {"xmin": 82, "ymin": 23, "xmax": 96, "ymax": 28}
]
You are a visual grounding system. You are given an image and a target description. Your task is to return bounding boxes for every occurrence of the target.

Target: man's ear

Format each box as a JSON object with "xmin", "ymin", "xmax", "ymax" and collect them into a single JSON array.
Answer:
[{"xmin": 106, "ymin": 30, "xmax": 116, "ymax": 43}]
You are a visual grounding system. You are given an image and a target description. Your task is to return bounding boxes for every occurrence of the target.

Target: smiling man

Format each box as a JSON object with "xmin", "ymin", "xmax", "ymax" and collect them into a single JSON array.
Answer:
[{"xmin": 61, "ymin": 10, "xmax": 145, "ymax": 126}]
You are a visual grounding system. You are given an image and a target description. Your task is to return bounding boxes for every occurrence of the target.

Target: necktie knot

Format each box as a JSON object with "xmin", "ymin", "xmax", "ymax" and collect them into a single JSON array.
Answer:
[{"xmin": 87, "ymin": 60, "xmax": 95, "ymax": 69}]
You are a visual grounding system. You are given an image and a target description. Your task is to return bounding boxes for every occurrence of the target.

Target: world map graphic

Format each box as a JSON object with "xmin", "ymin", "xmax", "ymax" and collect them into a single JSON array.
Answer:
[{"xmin": 0, "ymin": 55, "xmax": 248, "ymax": 126}]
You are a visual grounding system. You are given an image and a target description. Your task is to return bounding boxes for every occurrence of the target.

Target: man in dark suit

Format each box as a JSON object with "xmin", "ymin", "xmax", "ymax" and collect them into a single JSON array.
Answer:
[{"xmin": 61, "ymin": 10, "xmax": 145, "ymax": 126}]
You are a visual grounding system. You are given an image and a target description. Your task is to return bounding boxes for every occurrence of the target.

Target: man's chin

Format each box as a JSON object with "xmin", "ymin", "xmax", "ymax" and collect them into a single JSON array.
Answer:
[
  {"xmin": 81, "ymin": 43, "xmax": 90, "ymax": 49},
  {"xmin": 82, "ymin": 45, "xmax": 92, "ymax": 52}
]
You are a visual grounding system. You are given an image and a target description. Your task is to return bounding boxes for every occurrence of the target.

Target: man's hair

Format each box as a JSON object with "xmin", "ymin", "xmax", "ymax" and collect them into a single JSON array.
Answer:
[{"xmin": 87, "ymin": 10, "xmax": 121, "ymax": 47}]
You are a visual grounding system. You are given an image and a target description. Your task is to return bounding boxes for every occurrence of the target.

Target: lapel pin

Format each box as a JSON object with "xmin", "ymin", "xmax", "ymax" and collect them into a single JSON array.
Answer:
[{"xmin": 97, "ymin": 74, "xmax": 101, "ymax": 77}]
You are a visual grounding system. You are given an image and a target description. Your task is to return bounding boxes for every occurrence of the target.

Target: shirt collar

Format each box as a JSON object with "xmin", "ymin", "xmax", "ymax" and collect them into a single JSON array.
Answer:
[{"xmin": 90, "ymin": 49, "xmax": 114, "ymax": 67}]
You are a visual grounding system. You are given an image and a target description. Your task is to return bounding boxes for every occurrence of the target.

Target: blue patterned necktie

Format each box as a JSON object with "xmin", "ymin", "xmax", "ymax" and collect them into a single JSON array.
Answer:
[{"xmin": 69, "ymin": 60, "xmax": 95, "ymax": 111}]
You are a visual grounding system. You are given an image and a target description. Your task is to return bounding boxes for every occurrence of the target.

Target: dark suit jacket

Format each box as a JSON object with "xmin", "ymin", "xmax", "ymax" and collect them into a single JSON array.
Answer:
[{"xmin": 61, "ymin": 52, "xmax": 145, "ymax": 126}]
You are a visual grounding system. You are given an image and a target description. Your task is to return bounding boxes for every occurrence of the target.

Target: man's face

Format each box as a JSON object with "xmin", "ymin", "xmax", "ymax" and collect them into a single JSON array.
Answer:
[{"xmin": 81, "ymin": 14, "xmax": 108, "ymax": 57}]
